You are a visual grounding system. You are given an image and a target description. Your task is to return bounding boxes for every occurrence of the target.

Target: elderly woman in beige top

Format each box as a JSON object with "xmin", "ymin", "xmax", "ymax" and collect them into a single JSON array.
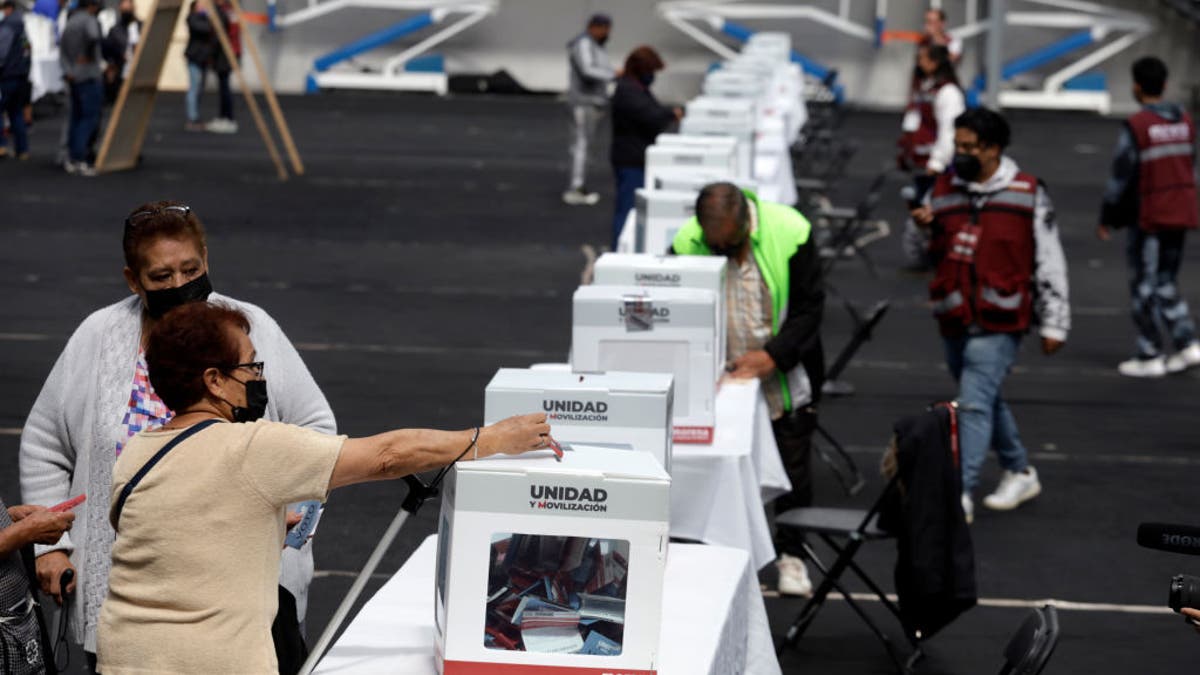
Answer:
[{"xmin": 96, "ymin": 301, "xmax": 551, "ymax": 674}]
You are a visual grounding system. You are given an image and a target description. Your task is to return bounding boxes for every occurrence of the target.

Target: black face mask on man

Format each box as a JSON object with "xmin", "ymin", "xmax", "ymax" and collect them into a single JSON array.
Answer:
[
  {"xmin": 143, "ymin": 273, "xmax": 213, "ymax": 318},
  {"xmin": 952, "ymin": 153, "xmax": 983, "ymax": 182},
  {"xmin": 709, "ymin": 234, "xmax": 747, "ymax": 259},
  {"xmin": 225, "ymin": 378, "xmax": 268, "ymax": 423}
]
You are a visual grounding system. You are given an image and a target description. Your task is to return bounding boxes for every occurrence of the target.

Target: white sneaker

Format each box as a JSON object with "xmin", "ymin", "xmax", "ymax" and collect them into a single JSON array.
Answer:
[
  {"xmin": 776, "ymin": 553, "xmax": 813, "ymax": 596},
  {"xmin": 1118, "ymin": 355, "xmax": 1167, "ymax": 378},
  {"xmin": 562, "ymin": 188, "xmax": 600, "ymax": 206},
  {"xmin": 206, "ymin": 118, "xmax": 238, "ymax": 134},
  {"xmin": 1166, "ymin": 343, "xmax": 1200, "ymax": 374},
  {"xmin": 982, "ymin": 467, "xmax": 1041, "ymax": 511},
  {"xmin": 961, "ymin": 493, "xmax": 974, "ymax": 524}
]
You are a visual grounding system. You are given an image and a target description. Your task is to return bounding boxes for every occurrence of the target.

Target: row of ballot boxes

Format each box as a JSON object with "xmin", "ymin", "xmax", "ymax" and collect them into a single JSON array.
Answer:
[
  {"xmin": 434, "ymin": 253, "xmax": 729, "ymax": 674},
  {"xmin": 620, "ymin": 31, "xmax": 807, "ymax": 256},
  {"xmin": 429, "ymin": 43, "xmax": 806, "ymax": 675}
]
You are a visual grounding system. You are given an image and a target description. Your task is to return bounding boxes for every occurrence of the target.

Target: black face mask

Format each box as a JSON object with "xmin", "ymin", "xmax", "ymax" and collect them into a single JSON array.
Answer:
[
  {"xmin": 226, "ymin": 378, "xmax": 268, "ymax": 423},
  {"xmin": 121, "ymin": 10, "xmax": 135, "ymax": 23},
  {"xmin": 639, "ymin": 73, "xmax": 655, "ymax": 87},
  {"xmin": 710, "ymin": 236, "xmax": 746, "ymax": 258},
  {"xmin": 952, "ymin": 153, "xmax": 983, "ymax": 182},
  {"xmin": 143, "ymin": 273, "xmax": 213, "ymax": 318}
]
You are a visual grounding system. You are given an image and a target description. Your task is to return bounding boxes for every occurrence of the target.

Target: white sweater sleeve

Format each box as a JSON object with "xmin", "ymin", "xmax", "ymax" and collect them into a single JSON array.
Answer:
[
  {"xmin": 927, "ymin": 86, "xmax": 966, "ymax": 173},
  {"xmin": 20, "ymin": 339, "xmax": 79, "ymax": 555},
  {"xmin": 1033, "ymin": 183, "xmax": 1071, "ymax": 341}
]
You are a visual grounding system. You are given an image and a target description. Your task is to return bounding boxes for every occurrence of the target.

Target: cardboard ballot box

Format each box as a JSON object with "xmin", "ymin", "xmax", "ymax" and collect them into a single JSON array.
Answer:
[
  {"xmin": 592, "ymin": 252, "xmax": 728, "ymax": 391},
  {"xmin": 434, "ymin": 446, "xmax": 670, "ymax": 675},
  {"xmin": 644, "ymin": 138, "xmax": 739, "ymax": 193},
  {"xmin": 633, "ymin": 188, "xmax": 695, "ymax": 256},
  {"xmin": 571, "ymin": 285, "xmax": 718, "ymax": 443},
  {"xmin": 484, "ymin": 367, "xmax": 675, "ymax": 472}
]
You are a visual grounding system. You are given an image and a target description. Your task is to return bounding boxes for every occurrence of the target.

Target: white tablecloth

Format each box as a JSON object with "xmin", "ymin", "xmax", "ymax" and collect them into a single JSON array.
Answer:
[
  {"xmin": 316, "ymin": 535, "xmax": 782, "ymax": 675},
  {"xmin": 671, "ymin": 378, "xmax": 790, "ymax": 570}
]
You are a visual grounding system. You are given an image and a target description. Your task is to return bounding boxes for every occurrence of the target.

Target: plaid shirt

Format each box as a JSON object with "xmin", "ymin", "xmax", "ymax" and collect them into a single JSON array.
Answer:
[{"xmin": 725, "ymin": 202, "xmax": 786, "ymax": 420}]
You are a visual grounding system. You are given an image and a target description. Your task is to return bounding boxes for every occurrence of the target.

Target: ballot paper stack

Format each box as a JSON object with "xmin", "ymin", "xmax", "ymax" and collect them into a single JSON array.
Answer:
[
  {"xmin": 571, "ymin": 284, "xmax": 719, "ymax": 443},
  {"xmin": 484, "ymin": 367, "xmax": 674, "ymax": 472},
  {"xmin": 435, "ymin": 446, "xmax": 669, "ymax": 675}
]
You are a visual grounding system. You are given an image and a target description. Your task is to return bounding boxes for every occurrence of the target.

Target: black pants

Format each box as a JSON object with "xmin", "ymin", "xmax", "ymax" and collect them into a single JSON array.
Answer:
[{"xmin": 772, "ymin": 407, "xmax": 817, "ymax": 557}]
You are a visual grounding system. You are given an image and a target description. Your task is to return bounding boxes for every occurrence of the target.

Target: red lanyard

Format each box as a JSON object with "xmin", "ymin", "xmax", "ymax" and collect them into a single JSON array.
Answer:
[{"xmin": 935, "ymin": 401, "xmax": 960, "ymax": 468}]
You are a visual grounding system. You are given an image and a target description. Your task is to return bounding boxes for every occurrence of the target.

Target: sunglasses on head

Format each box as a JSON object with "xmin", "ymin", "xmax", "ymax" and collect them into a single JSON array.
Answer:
[{"xmin": 125, "ymin": 205, "xmax": 192, "ymax": 230}]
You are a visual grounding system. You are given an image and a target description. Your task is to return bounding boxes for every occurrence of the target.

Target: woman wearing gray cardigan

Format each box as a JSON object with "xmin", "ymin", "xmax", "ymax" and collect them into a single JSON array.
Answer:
[{"xmin": 18, "ymin": 201, "xmax": 335, "ymax": 668}]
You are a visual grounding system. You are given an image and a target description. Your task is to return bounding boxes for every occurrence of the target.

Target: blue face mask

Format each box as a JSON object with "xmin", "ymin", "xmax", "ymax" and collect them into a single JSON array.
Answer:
[{"xmin": 639, "ymin": 73, "xmax": 655, "ymax": 87}]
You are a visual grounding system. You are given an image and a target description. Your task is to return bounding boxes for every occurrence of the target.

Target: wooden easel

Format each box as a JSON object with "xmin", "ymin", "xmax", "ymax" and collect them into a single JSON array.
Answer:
[{"xmin": 95, "ymin": 0, "xmax": 303, "ymax": 178}]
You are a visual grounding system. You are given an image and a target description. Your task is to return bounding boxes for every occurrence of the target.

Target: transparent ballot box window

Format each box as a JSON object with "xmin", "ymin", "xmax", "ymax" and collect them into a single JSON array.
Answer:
[{"xmin": 484, "ymin": 533, "xmax": 629, "ymax": 656}]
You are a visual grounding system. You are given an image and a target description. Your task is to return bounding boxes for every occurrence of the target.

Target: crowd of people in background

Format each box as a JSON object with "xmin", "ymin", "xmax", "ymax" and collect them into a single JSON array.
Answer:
[{"xmin": 0, "ymin": 0, "xmax": 240, "ymax": 173}]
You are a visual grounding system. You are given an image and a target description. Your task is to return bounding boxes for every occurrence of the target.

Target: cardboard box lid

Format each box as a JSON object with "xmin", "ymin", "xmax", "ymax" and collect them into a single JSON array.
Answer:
[
  {"xmin": 487, "ymin": 368, "xmax": 674, "ymax": 397},
  {"xmin": 594, "ymin": 252, "xmax": 726, "ymax": 275},
  {"xmin": 573, "ymin": 284, "xmax": 715, "ymax": 304},
  {"xmin": 463, "ymin": 444, "xmax": 670, "ymax": 483}
]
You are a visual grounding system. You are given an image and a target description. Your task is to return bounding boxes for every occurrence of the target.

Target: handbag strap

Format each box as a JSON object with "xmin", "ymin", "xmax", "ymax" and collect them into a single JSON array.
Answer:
[{"xmin": 112, "ymin": 419, "xmax": 221, "ymax": 531}]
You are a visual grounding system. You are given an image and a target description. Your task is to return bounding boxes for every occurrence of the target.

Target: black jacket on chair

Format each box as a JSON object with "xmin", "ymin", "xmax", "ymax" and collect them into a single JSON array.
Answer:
[{"xmin": 879, "ymin": 405, "xmax": 977, "ymax": 639}]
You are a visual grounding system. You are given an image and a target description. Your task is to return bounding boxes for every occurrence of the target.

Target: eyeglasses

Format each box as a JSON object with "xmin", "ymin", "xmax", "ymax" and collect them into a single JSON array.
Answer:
[
  {"xmin": 125, "ymin": 205, "xmax": 192, "ymax": 229},
  {"xmin": 226, "ymin": 361, "xmax": 265, "ymax": 378}
]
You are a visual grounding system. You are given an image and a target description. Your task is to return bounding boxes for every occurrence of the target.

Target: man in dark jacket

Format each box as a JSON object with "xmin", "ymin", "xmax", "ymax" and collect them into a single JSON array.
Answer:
[
  {"xmin": 609, "ymin": 45, "xmax": 679, "ymax": 249},
  {"xmin": 59, "ymin": 0, "xmax": 103, "ymax": 174},
  {"xmin": 672, "ymin": 182, "xmax": 825, "ymax": 596},
  {"xmin": 1098, "ymin": 56, "xmax": 1200, "ymax": 377},
  {"xmin": 101, "ymin": 0, "xmax": 140, "ymax": 103},
  {"xmin": 0, "ymin": 0, "xmax": 32, "ymax": 159}
]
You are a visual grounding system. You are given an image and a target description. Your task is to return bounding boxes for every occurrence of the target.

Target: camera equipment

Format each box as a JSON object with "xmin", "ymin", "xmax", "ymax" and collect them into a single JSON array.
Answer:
[
  {"xmin": 1136, "ymin": 522, "xmax": 1200, "ymax": 616},
  {"xmin": 1136, "ymin": 522, "xmax": 1200, "ymax": 556},
  {"xmin": 1169, "ymin": 574, "xmax": 1200, "ymax": 613}
]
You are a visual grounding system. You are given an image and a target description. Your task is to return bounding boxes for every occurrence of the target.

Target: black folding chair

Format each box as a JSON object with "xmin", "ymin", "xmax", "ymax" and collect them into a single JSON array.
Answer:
[
  {"xmin": 774, "ymin": 474, "xmax": 921, "ymax": 674},
  {"xmin": 998, "ymin": 605, "xmax": 1060, "ymax": 675}
]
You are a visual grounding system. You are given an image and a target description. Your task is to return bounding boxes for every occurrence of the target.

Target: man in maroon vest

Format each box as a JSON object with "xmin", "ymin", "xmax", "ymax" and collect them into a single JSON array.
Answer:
[
  {"xmin": 1098, "ymin": 56, "xmax": 1200, "ymax": 377},
  {"xmin": 908, "ymin": 108, "xmax": 1071, "ymax": 523}
]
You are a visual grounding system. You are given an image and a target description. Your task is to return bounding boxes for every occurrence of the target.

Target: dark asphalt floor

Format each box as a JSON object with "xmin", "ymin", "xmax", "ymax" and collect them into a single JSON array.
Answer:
[{"xmin": 2, "ymin": 91, "xmax": 1198, "ymax": 673}]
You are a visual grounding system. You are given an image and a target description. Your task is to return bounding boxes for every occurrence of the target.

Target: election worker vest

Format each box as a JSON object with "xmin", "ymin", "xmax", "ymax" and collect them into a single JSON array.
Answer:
[
  {"xmin": 673, "ymin": 189, "xmax": 812, "ymax": 412},
  {"xmin": 1127, "ymin": 108, "xmax": 1198, "ymax": 231},
  {"xmin": 898, "ymin": 78, "xmax": 949, "ymax": 170},
  {"xmin": 928, "ymin": 171, "xmax": 1038, "ymax": 336}
]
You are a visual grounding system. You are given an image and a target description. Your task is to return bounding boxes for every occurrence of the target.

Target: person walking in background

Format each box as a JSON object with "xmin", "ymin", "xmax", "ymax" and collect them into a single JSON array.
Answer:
[
  {"xmin": 1098, "ymin": 56, "xmax": 1200, "ymax": 378},
  {"xmin": 101, "ymin": 0, "xmax": 140, "ymax": 104},
  {"xmin": 609, "ymin": 45, "xmax": 679, "ymax": 250},
  {"xmin": 59, "ymin": 0, "xmax": 102, "ymax": 175},
  {"xmin": 184, "ymin": 0, "xmax": 211, "ymax": 132},
  {"xmin": 563, "ymin": 13, "xmax": 615, "ymax": 206},
  {"xmin": 908, "ymin": 108, "xmax": 1070, "ymax": 523},
  {"xmin": 0, "ymin": 0, "xmax": 32, "ymax": 160},
  {"xmin": 899, "ymin": 43, "xmax": 964, "ymax": 267},
  {"xmin": 672, "ymin": 183, "xmax": 825, "ymax": 597},
  {"xmin": 207, "ymin": 0, "xmax": 237, "ymax": 133},
  {"xmin": 921, "ymin": 7, "xmax": 961, "ymax": 64}
]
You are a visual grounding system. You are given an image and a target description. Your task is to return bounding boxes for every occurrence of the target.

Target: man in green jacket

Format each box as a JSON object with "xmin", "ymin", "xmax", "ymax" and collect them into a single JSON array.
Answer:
[{"xmin": 672, "ymin": 182, "xmax": 825, "ymax": 595}]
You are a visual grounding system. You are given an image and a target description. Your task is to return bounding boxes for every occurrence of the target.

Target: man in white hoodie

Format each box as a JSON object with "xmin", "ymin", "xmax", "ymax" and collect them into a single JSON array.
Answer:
[
  {"xmin": 907, "ymin": 107, "xmax": 1070, "ymax": 522},
  {"xmin": 563, "ymin": 13, "xmax": 615, "ymax": 206}
]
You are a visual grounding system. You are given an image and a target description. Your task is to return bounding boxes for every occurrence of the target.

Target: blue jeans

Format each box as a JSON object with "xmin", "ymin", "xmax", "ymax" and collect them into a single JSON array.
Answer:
[
  {"xmin": 68, "ymin": 78, "xmax": 102, "ymax": 163},
  {"xmin": 943, "ymin": 332, "xmax": 1029, "ymax": 495},
  {"xmin": 612, "ymin": 167, "xmax": 644, "ymax": 251},
  {"xmin": 1126, "ymin": 227, "xmax": 1197, "ymax": 358},
  {"xmin": 1, "ymin": 78, "xmax": 29, "ymax": 155},
  {"xmin": 186, "ymin": 62, "xmax": 206, "ymax": 123}
]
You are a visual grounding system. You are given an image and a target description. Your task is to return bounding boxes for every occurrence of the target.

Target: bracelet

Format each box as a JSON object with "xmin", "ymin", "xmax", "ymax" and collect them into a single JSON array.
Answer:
[{"xmin": 470, "ymin": 426, "xmax": 481, "ymax": 461}]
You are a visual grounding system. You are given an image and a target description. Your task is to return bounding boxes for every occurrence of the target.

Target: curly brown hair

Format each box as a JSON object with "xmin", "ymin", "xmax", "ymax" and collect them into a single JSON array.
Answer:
[
  {"xmin": 122, "ymin": 200, "xmax": 208, "ymax": 273},
  {"xmin": 146, "ymin": 302, "xmax": 250, "ymax": 412}
]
